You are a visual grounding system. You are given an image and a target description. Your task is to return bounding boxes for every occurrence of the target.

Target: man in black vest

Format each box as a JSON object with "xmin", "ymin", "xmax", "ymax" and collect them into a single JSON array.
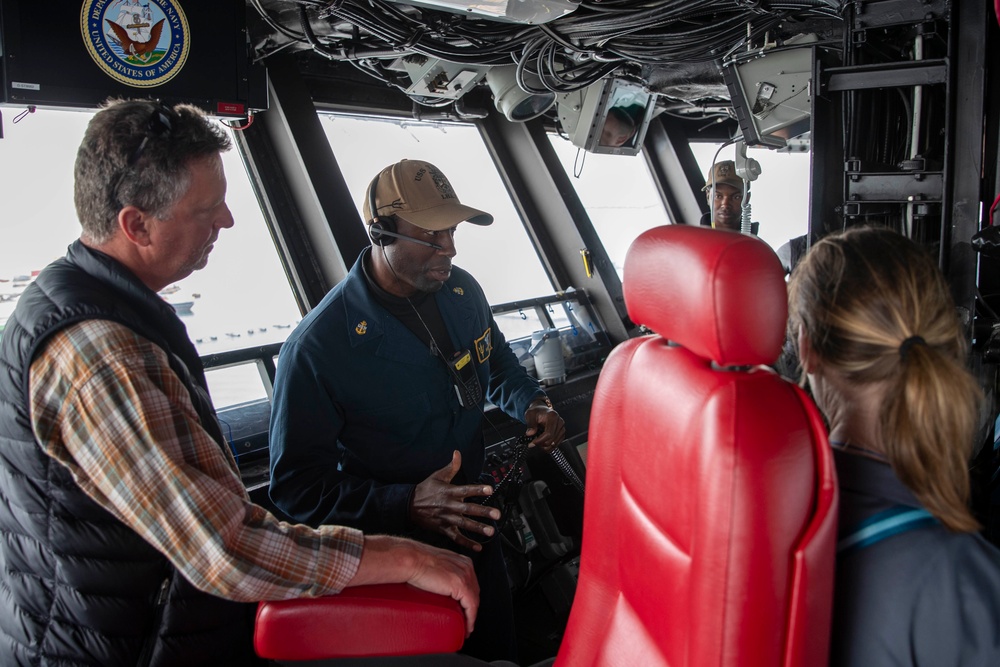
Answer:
[{"xmin": 0, "ymin": 99, "xmax": 478, "ymax": 667}]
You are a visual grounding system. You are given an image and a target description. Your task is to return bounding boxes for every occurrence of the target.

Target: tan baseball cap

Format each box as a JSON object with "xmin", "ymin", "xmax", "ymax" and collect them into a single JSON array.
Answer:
[
  {"xmin": 362, "ymin": 159, "xmax": 494, "ymax": 231},
  {"xmin": 702, "ymin": 160, "xmax": 743, "ymax": 191}
]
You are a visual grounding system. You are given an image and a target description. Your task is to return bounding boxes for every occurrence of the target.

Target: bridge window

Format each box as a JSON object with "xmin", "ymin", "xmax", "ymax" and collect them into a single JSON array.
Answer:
[
  {"xmin": 321, "ymin": 115, "xmax": 553, "ymax": 303},
  {"xmin": 547, "ymin": 139, "xmax": 670, "ymax": 278},
  {"xmin": 547, "ymin": 136, "xmax": 810, "ymax": 275},
  {"xmin": 206, "ymin": 363, "xmax": 270, "ymax": 412},
  {"xmin": 690, "ymin": 143, "xmax": 811, "ymax": 254},
  {"xmin": 0, "ymin": 107, "xmax": 301, "ymax": 409}
]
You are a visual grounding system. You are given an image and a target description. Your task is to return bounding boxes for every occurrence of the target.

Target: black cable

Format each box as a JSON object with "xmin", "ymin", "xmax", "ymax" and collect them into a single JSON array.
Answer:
[
  {"xmin": 550, "ymin": 448, "xmax": 585, "ymax": 495},
  {"xmin": 255, "ymin": 0, "xmax": 844, "ymax": 98},
  {"xmin": 250, "ymin": 0, "xmax": 308, "ymax": 42},
  {"xmin": 299, "ymin": 7, "xmax": 341, "ymax": 59},
  {"xmin": 326, "ymin": 0, "xmax": 831, "ymax": 71}
]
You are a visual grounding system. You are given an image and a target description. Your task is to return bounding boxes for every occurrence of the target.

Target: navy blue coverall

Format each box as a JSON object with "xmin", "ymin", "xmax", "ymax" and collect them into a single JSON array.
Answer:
[{"xmin": 269, "ymin": 251, "xmax": 544, "ymax": 661}]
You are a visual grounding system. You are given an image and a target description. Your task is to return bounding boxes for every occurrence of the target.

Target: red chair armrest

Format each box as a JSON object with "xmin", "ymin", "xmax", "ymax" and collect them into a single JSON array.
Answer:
[{"xmin": 254, "ymin": 583, "xmax": 466, "ymax": 661}]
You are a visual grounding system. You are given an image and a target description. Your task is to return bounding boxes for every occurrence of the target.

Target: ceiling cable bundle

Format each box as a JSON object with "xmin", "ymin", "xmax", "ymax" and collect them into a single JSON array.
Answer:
[{"xmin": 252, "ymin": 0, "xmax": 845, "ymax": 96}]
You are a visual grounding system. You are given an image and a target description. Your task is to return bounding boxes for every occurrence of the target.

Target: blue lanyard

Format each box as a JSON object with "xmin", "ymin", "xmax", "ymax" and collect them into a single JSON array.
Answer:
[{"xmin": 838, "ymin": 505, "xmax": 938, "ymax": 556}]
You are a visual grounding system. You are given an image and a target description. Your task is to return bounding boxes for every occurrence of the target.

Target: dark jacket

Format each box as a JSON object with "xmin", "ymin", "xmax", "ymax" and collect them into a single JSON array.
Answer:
[
  {"xmin": 269, "ymin": 252, "xmax": 543, "ymax": 533},
  {"xmin": 831, "ymin": 450, "xmax": 1000, "ymax": 666},
  {"xmin": 0, "ymin": 241, "xmax": 257, "ymax": 667}
]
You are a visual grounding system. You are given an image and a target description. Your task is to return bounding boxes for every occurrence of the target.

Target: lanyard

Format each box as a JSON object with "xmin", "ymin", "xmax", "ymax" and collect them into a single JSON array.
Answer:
[{"xmin": 837, "ymin": 504, "xmax": 938, "ymax": 556}]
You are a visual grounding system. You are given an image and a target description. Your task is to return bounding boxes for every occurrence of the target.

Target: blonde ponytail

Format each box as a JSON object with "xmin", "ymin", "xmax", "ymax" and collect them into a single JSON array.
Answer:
[
  {"xmin": 882, "ymin": 340, "xmax": 980, "ymax": 531},
  {"xmin": 788, "ymin": 227, "xmax": 982, "ymax": 532}
]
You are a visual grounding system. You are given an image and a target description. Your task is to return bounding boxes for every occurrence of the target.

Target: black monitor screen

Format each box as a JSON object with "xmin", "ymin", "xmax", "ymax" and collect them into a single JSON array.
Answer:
[
  {"xmin": 722, "ymin": 45, "xmax": 813, "ymax": 150},
  {"xmin": 0, "ymin": 0, "xmax": 265, "ymax": 117},
  {"xmin": 584, "ymin": 79, "xmax": 656, "ymax": 157}
]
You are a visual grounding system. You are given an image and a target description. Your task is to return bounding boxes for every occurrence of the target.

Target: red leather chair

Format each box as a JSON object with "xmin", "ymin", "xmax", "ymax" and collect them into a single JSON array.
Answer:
[
  {"xmin": 254, "ymin": 225, "xmax": 837, "ymax": 666},
  {"xmin": 553, "ymin": 225, "xmax": 837, "ymax": 667}
]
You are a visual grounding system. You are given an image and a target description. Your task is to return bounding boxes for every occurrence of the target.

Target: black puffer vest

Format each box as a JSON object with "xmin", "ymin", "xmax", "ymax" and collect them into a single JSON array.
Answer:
[{"xmin": 0, "ymin": 241, "xmax": 258, "ymax": 666}]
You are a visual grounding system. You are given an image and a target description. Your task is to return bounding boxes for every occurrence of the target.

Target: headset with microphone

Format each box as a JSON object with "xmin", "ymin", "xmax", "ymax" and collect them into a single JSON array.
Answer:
[
  {"xmin": 366, "ymin": 172, "xmax": 478, "ymax": 407},
  {"xmin": 367, "ymin": 173, "xmax": 444, "ymax": 250}
]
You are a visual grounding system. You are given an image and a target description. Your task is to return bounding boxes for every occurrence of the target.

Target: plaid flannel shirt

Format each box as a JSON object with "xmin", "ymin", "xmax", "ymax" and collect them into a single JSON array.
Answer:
[{"xmin": 29, "ymin": 319, "xmax": 363, "ymax": 602}]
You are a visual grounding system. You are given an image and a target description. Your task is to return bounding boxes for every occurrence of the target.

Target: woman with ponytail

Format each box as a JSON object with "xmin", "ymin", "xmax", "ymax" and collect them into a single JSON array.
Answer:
[{"xmin": 788, "ymin": 227, "xmax": 1000, "ymax": 665}]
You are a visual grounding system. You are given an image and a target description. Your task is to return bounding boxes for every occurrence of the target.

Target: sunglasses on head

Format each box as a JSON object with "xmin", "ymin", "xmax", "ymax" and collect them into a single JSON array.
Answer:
[
  {"xmin": 127, "ymin": 104, "xmax": 174, "ymax": 168},
  {"xmin": 113, "ymin": 103, "xmax": 174, "ymax": 208}
]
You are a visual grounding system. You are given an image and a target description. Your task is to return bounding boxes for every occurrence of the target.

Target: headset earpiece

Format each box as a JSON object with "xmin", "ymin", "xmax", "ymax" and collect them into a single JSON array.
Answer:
[
  {"xmin": 367, "ymin": 173, "xmax": 395, "ymax": 246},
  {"xmin": 369, "ymin": 219, "xmax": 397, "ymax": 246}
]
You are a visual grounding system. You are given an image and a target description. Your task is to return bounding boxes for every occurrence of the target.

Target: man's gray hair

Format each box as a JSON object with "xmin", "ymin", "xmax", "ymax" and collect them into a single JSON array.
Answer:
[{"xmin": 74, "ymin": 99, "xmax": 232, "ymax": 244}]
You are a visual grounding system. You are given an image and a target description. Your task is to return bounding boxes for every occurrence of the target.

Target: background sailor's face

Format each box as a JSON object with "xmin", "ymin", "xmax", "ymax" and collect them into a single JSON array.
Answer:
[{"xmin": 708, "ymin": 183, "xmax": 743, "ymax": 230}]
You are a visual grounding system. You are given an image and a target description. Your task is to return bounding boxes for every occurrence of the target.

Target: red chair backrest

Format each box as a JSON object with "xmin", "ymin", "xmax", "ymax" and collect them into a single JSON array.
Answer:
[{"xmin": 555, "ymin": 226, "xmax": 837, "ymax": 667}]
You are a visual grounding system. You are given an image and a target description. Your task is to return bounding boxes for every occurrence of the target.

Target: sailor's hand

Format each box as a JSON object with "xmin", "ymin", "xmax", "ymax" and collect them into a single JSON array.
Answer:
[
  {"xmin": 524, "ymin": 397, "xmax": 566, "ymax": 453},
  {"xmin": 410, "ymin": 451, "xmax": 501, "ymax": 552}
]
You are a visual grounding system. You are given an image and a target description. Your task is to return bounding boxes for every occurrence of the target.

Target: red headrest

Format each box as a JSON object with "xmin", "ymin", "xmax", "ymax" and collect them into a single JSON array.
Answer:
[{"xmin": 623, "ymin": 225, "xmax": 787, "ymax": 366}]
